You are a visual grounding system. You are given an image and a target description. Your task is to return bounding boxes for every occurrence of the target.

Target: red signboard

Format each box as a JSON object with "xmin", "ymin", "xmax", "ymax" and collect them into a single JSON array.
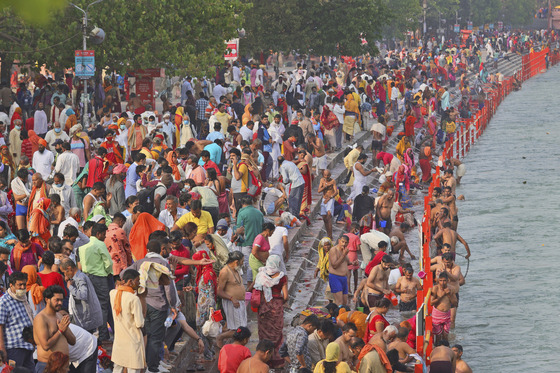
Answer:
[
  {"xmin": 75, "ymin": 50, "xmax": 94, "ymax": 57},
  {"xmin": 224, "ymin": 39, "xmax": 239, "ymax": 61}
]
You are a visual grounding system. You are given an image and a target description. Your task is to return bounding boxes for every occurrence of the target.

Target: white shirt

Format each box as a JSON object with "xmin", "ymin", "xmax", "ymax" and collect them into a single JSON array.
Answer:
[
  {"xmin": 279, "ymin": 160, "xmax": 305, "ymax": 189},
  {"xmin": 332, "ymin": 103, "xmax": 345, "ymax": 124},
  {"xmin": 32, "ymin": 149, "xmax": 55, "ymax": 180},
  {"xmin": 54, "ymin": 151, "xmax": 80, "ymax": 186},
  {"xmin": 0, "ymin": 112, "xmax": 8, "ymax": 127},
  {"xmin": 269, "ymin": 225, "xmax": 288, "ymax": 257},
  {"xmin": 44, "ymin": 129, "xmax": 70, "ymax": 152},
  {"xmin": 388, "ymin": 268, "xmax": 402, "ymax": 287},
  {"xmin": 232, "ymin": 66, "xmax": 241, "ymax": 82},
  {"xmin": 160, "ymin": 120, "xmax": 175, "ymax": 148},
  {"xmin": 158, "ymin": 207, "xmax": 187, "ymax": 229},
  {"xmin": 239, "ymin": 125, "xmax": 253, "ymax": 142},
  {"xmin": 67, "ymin": 324, "xmax": 97, "ymax": 367},
  {"xmin": 213, "ymin": 84, "xmax": 227, "ymax": 100},
  {"xmin": 33, "ymin": 110, "xmax": 48, "ymax": 135}
]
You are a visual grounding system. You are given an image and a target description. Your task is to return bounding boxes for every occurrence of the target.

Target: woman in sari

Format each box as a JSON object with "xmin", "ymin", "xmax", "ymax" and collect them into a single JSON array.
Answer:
[
  {"xmin": 191, "ymin": 248, "xmax": 218, "ymax": 361},
  {"xmin": 0, "ymin": 145, "xmax": 15, "ymax": 181},
  {"xmin": 395, "ymin": 136, "xmax": 411, "ymax": 162},
  {"xmin": 314, "ymin": 343, "xmax": 352, "ymax": 373},
  {"xmin": 254, "ymin": 255, "xmax": 288, "ymax": 368},
  {"xmin": 21, "ymin": 265, "xmax": 45, "ymax": 317},
  {"xmin": 296, "ymin": 157, "xmax": 312, "ymax": 215},
  {"xmin": 418, "ymin": 146, "xmax": 433, "ymax": 183},
  {"xmin": 241, "ymin": 104, "xmax": 253, "ymax": 126},
  {"xmin": 0, "ymin": 221, "xmax": 17, "ymax": 251},
  {"xmin": 205, "ymin": 168, "xmax": 228, "ymax": 215},
  {"xmin": 27, "ymin": 130, "xmax": 42, "ymax": 155},
  {"xmin": 28, "ymin": 197, "xmax": 51, "ymax": 246},
  {"xmin": 343, "ymin": 94, "xmax": 360, "ymax": 140},
  {"xmin": 166, "ymin": 150, "xmax": 183, "ymax": 181},
  {"xmin": 129, "ymin": 212, "xmax": 166, "ymax": 261}
]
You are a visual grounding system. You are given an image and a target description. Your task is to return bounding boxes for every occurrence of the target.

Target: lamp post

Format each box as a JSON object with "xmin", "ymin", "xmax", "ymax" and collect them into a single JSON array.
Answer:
[{"xmin": 70, "ymin": 0, "xmax": 105, "ymax": 127}]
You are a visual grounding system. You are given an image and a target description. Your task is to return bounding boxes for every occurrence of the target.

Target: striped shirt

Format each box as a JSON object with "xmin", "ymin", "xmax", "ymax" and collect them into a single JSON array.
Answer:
[{"xmin": 0, "ymin": 293, "xmax": 34, "ymax": 350}]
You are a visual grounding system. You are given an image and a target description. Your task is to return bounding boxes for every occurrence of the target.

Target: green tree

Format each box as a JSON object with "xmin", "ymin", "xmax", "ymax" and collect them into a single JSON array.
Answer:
[
  {"xmin": 241, "ymin": 0, "xmax": 390, "ymax": 57},
  {"xmin": 0, "ymin": 0, "xmax": 248, "ymax": 79}
]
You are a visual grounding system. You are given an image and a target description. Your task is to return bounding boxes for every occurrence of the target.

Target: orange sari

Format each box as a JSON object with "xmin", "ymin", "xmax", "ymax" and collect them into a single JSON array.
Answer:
[
  {"xmin": 21, "ymin": 265, "xmax": 45, "ymax": 308},
  {"xmin": 129, "ymin": 213, "xmax": 166, "ymax": 260},
  {"xmin": 166, "ymin": 151, "xmax": 181, "ymax": 180},
  {"xmin": 28, "ymin": 197, "xmax": 51, "ymax": 245}
]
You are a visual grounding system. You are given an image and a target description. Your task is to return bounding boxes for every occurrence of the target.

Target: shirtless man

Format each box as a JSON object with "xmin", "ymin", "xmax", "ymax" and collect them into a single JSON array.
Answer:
[
  {"xmin": 430, "ymin": 340, "xmax": 456, "ymax": 373},
  {"xmin": 366, "ymin": 255, "xmax": 394, "ymax": 311},
  {"xmin": 429, "ymin": 199, "xmax": 444, "ymax": 232},
  {"xmin": 441, "ymin": 186, "xmax": 461, "ymax": 230},
  {"xmin": 375, "ymin": 189, "xmax": 395, "ymax": 235},
  {"xmin": 395, "ymin": 265, "xmax": 422, "ymax": 313},
  {"xmin": 185, "ymin": 139, "xmax": 212, "ymax": 156},
  {"xmin": 388, "ymin": 327, "xmax": 416, "ymax": 365},
  {"xmin": 430, "ymin": 243, "xmax": 452, "ymax": 267},
  {"xmin": 442, "ymin": 169, "xmax": 457, "ymax": 195},
  {"xmin": 389, "ymin": 223, "xmax": 416, "ymax": 260},
  {"xmin": 317, "ymin": 169, "xmax": 338, "ymax": 200},
  {"xmin": 307, "ymin": 133, "xmax": 326, "ymax": 176},
  {"xmin": 34, "ymin": 285, "xmax": 76, "ymax": 373},
  {"xmin": 328, "ymin": 235, "xmax": 350, "ymax": 305},
  {"xmin": 432, "ymin": 252, "xmax": 465, "ymax": 327},
  {"xmin": 433, "ymin": 221, "xmax": 471, "ymax": 259},
  {"xmin": 430, "ymin": 272, "xmax": 458, "ymax": 343},
  {"xmin": 82, "ymin": 182, "xmax": 107, "ymax": 221},
  {"xmin": 445, "ymin": 158, "xmax": 466, "ymax": 184},
  {"xmin": 376, "ymin": 189, "xmax": 413, "ymax": 235},
  {"xmin": 237, "ymin": 339, "xmax": 274, "ymax": 373},
  {"xmin": 452, "ymin": 344, "xmax": 473, "ymax": 373},
  {"xmin": 368, "ymin": 325, "xmax": 397, "ymax": 351}
]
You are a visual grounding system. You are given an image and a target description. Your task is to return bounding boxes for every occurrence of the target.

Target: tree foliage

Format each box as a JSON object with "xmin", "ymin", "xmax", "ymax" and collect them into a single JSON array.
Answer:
[
  {"xmin": 0, "ymin": 0, "xmax": 248, "ymax": 77},
  {"xmin": 241, "ymin": 0, "xmax": 390, "ymax": 56}
]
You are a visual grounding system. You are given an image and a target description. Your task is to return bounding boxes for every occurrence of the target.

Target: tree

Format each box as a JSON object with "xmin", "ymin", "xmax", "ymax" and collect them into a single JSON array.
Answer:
[
  {"xmin": 241, "ymin": 0, "xmax": 390, "ymax": 57},
  {"xmin": 0, "ymin": 0, "xmax": 249, "ymax": 79}
]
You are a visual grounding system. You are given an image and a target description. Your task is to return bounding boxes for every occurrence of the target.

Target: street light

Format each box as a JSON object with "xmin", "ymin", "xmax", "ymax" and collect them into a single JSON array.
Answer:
[{"xmin": 70, "ymin": 0, "xmax": 106, "ymax": 127}]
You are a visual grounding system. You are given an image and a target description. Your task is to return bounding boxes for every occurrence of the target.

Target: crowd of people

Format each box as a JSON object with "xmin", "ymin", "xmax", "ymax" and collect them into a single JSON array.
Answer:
[{"xmin": 0, "ymin": 28, "xmax": 553, "ymax": 373}]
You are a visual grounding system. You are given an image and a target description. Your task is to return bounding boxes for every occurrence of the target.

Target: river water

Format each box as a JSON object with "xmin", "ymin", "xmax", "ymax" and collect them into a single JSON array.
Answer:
[{"xmin": 448, "ymin": 65, "xmax": 560, "ymax": 371}]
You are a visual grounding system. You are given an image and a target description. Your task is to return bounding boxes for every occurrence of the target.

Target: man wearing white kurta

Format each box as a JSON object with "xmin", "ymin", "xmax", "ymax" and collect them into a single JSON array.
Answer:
[{"xmin": 110, "ymin": 269, "xmax": 145, "ymax": 373}]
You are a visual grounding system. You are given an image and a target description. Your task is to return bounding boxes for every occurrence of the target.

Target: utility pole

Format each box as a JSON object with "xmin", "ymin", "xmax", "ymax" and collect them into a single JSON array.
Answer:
[
  {"xmin": 70, "ymin": 0, "xmax": 105, "ymax": 128},
  {"xmin": 423, "ymin": 0, "xmax": 427, "ymax": 37}
]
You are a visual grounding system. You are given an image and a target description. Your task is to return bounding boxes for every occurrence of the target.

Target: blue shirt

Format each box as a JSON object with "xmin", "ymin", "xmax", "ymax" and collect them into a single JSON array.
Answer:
[
  {"xmin": 125, "ymin": 162, "xmax": 139, "ymax": 198},
  {"xmin": 206, "ymin": 131, "xmax": 224, "ymax": 143},
  {"xmin": 0, "ymin": 293, "xmax": 34, "ymax": 350},
  {"xmin": 201, "ymin": 143, "xmax": 222, "ymax": 165}
]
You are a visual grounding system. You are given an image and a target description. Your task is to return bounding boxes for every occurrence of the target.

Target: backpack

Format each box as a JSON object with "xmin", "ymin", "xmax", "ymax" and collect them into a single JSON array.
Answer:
[
  {"xmin": 22, "ymin": 91, "xmax": 32, "ymax": 107},
  {"xmin": 136, "ymin": 185, "xmax": 158, "ymax": 215},
  {"xmin": 445, "ymin": 121, "xmax": 456, "ymax": 134},
  {"xmin": 239, "ymin": 162, "xmax": 262, "ymax": 197}
]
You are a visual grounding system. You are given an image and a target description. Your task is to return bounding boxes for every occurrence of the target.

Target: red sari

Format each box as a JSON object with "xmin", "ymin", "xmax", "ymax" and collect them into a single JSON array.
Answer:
[
  {"xmin": 28, "ymin": 197, "xmax": 51, "ymax": 246},
  {"xmin": 298, "ymin": 161, "xmax": 312, "ymax": 215}
]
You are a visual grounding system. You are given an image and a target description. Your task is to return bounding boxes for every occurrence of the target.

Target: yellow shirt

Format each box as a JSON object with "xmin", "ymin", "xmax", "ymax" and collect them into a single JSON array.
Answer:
[{"xmin": 175, "ymin": 210, "xmax": 214, "ymax": 235}]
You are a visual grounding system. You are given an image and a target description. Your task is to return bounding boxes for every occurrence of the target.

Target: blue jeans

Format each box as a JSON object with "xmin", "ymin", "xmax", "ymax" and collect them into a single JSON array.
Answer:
[
  {"xmin": 145, "ymin": 305, "xmax": 168, "ymax": 372},
  {"xmin": 288, "ymin": 184, "xmax": 304, "ymax": 217},
  {"xmin": 7, "ymin": 348, "xmax": 34, "ymax": 371}
]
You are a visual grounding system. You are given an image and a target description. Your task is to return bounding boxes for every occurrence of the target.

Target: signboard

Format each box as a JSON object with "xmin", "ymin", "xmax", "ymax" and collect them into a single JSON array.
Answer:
[
  {"xmin": 224, "ymin": 39, "xmax": 239, "ymax": 61},
  {"xmin": 467, "ymin": 21, "xmax": 473, "ymax": 30},
  {"xmin": 454, "ymin": 24, "xmax": 460, "ymax": 33},
  {"xmin": 489, "ymin": 23, "xmax": 494, "ymax": 30},
  {"xmin": 497, "ymin": 21, "xmax": 503, "ymax": 30},
  {"xmin": 75, "ymin": 50, "xmax": 95, "ymax": 78}
]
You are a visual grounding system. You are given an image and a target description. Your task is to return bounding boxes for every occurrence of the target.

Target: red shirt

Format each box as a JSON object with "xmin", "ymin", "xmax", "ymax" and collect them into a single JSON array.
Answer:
[
  {"xmin": 171, "ymin": 245, "xmax": 191, "ymax": 282},
  {"xmin": 203, "ymin": 160, "xmax": 221, "ymax": 176},
  {"xmin": 38, "ymin": 271, "xmax": 67, "ymax": 296},
  {"xmin": 86, "ymin": 156, "xmax": 107, "ymax": 188},
  {"xmin": 365, "ymin": 314, "xmax": 389, "ymax": 343},
  {"xmin": 21, "ymin": 139, "xmax": 33, "ymax": 161}
]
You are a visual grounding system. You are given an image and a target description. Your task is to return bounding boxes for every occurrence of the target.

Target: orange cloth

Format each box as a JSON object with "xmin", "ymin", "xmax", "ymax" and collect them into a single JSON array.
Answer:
[
  {"xmin": 28, "ymin": 130, "xmax": 41, "ymax": 155},
  {"xmin": 129, "ymin": 213, "xmax": 166, "ymax": 260},
  {"xmin": 113, "ymin": 285, "xmax": 135, "ymax": 316},
  {"xmin": 166, "ymin": 151, "xmax": 181, "ymax": 180},
  {"xmin": 356, "ymin": 343, "xmax": 392, "ymax": 372},
  {"xmin": 28, "ymin": 197, "xmax": 51, "ymax": 244},
  {"xmin": 21, "ymin": 265, "xmax": 45, "ymax": 307},
  {"xmin": 242, "ymin": 104, "xmax": 252, "ymax": 126},
  {"xmin": 338, "ymin": 310, "xmax": 368, "ymax": 339},
  {"xmin": 65, "ymin": 115, "xmax": 77, "ymax": 132}
]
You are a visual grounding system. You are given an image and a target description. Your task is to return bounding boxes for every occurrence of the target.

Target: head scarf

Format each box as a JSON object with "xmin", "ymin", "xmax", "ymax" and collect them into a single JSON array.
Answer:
[
  {"xmin": 325, "ymin": 342, "xmax": 341, "ymax": 362},
  {"xmin": 21, "ymin": 265, "xmax": 45, "ymax": 307},
  {"xmin": 66, "ymin": 108, "xmax": 75, "ymax": 116},
  {"xmin": 117, "ymin": 117, "xmax": 127, "ymax": 127},
  {"xmin": 69, "ymin": 124, "xmax": 82, "ymax": 137},
  {"xmin": 129, "ymin": 213, "xmax": 166, "ymax": 260},
  {"xmin": 317, "ymin": 237, "xmax": 332, "ymax": 282},
  {"xmin": 112, "ymin": 163, "xmax": 128, "ymax": 174},
  {"xmin": 166, "ymin": 150, "xmax": 181, "ymax": 181},
  {"xmin": 242, "ymin": 104, "xmax": 252, "ymax": 126},
  {"xmin": 28, "ymin": 130, "xmax": 41, "ymax": 154},
  {"xmin": 254, "ymin": 254, "xmax": 285, "ymax": 302},
  {"xmin": 1, "ymin": 145, "xmax": 15, "ymax": 173},
  {"xmin": 38, "ymin": 138, "xmax": 47, "ymax": 148}
]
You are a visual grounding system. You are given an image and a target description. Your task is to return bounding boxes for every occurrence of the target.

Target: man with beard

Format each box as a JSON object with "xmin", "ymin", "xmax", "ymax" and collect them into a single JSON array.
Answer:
[
  {"xmin": 45, "ymin": 123, "xmax": 70, "ymax": 153},
  {"xmin": 33, "ymin": 285, "xmax": 76, "ymax": 373}
]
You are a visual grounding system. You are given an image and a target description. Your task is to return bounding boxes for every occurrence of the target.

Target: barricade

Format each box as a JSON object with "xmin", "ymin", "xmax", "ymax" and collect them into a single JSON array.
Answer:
[{"xmin": 413, "ymin": 49, "xmax": 558, "ymax": 372}]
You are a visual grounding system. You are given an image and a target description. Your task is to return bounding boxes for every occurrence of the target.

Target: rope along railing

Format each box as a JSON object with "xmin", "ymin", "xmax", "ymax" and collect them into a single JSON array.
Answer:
[{"xmin": 413, "ymin": 47, "xmax": 558, "ymax": 373}]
